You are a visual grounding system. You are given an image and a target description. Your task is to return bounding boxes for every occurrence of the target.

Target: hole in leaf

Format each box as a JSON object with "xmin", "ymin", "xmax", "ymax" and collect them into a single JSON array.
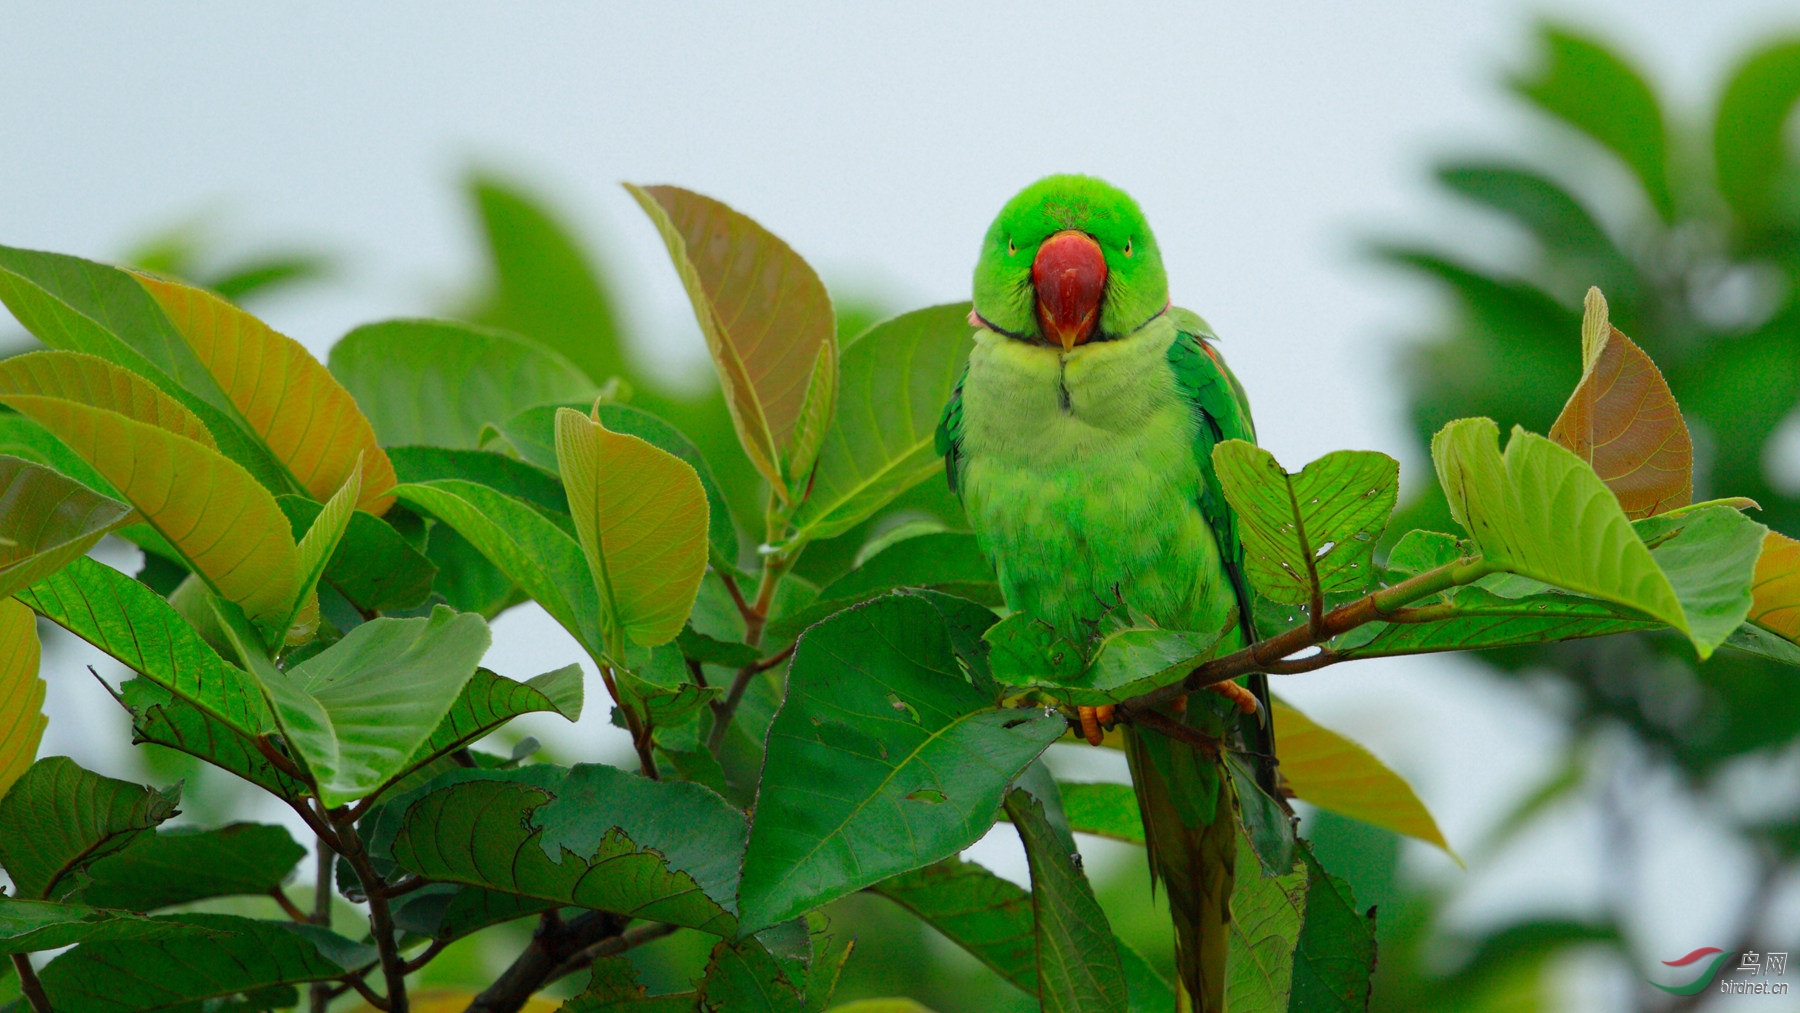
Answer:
[
  {"xmin": 1315, "ymin": 541, "xmax": 1337, "ymax": 558},
  {"xmin": 905, "ymin": 789, "xmax": 947, "ymax": 804},
  {"xmin": 1284, "ymin": 645, "xmax": 1323, "ymax": 661}
]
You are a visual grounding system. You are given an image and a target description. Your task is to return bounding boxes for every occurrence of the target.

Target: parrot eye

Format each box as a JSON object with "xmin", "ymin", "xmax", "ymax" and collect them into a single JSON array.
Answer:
[
  {"xmin": 1006, "ymin": 238, "xmax": 1016, "ymax": 256},
  {"xmin": 1124, "ymin": 238, "xmax": 1133, "ymax": 257}
]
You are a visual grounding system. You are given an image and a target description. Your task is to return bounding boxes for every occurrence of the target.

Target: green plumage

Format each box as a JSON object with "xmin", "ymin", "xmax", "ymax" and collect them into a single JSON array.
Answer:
[{"xmin": 938, "ymin": 175, "xmax": 1265, "ymax": 1011}]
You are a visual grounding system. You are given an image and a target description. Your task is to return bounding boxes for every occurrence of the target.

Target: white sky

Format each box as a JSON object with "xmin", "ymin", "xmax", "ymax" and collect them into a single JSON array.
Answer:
[{"xmin": 8, "ymin": 4, "xmax": 1800, "ymax": 1007}]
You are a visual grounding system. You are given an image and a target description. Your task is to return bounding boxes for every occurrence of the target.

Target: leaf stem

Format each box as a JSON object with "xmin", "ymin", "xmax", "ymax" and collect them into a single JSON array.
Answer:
[
  {"xmin": 10, "ymin": 954, "xmax": 51, "ymax": 1013},
  {"xmin": 706, "ymin": 553, "xmax": 793, "ymax": 755},
  {"xmin": 269, "ymin": 886, "xmax": 310, "ymax": 924}
]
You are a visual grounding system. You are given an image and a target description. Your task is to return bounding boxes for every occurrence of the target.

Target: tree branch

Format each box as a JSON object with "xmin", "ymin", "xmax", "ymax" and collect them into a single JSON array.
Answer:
[
  {"xmin": 1118, "ymin": 556, "xmax": 1494, "ymax": 713},
  {"xmin": 333, "ymin": 820, "xmax": 409, "ymax": 1013},
  {"xmin": 465, "ymin": 911, "xmax": 625, "ymax": 1013},
  {"xmin": 11, "ymin": 954, "xmax": 51, "ymax": 1013},
  {"xmin": 546, "ymin": 922, "xmax": 681, "ymax": 986}
]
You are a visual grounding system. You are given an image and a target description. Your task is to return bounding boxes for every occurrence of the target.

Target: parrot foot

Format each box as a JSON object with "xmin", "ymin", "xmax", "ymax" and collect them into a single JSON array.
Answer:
[
  {"xmin": 1077, "ymin": 704, "xmax": 1117, "ymax": 746},
  {"xmin": 1207, "ymin": 680, "xmax": 1260, "ymax": 715}
]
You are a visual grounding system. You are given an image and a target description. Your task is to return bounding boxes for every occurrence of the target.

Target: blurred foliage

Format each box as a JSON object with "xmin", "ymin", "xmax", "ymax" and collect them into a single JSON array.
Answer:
[{"xmin": 1367, "ymin": 19, "xmax": 1800, "ymax": 1008}]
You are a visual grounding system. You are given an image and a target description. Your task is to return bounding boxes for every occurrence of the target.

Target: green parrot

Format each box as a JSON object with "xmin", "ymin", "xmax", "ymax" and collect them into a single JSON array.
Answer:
[{"xmin": 936, "ymin": 174, "xmax": 1272, "ymax": 1010}]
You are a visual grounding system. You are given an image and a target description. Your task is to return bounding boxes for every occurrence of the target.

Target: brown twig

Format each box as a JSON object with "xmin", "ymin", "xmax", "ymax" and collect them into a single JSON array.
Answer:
[
  {"xmin": 402, "ymin": 940, "xmax": 450, "ymax": 975},
  {"xmin": 11, "ymin": 954, "xmax": 51, "ymax": 1013},
  {"xmin": 1116, "ymin": 704, "xmax": 1220, "ymax": 755},
  {"xmin": 718, "ymin": 567, "xmax": 754, "ymax": 626}
]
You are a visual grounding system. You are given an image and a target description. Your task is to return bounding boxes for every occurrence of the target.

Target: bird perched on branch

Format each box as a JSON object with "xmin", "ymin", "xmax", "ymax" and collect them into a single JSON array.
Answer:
[{"xmin": 937, "ymin": 174, "xmax": 1273, "ymax": 1010}]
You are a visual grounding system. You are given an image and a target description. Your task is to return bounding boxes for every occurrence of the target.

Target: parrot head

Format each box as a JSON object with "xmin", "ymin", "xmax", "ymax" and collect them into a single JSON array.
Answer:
[{"xmin": 971, "ymin": 174, "xmax": 1169, "ymax": 351}]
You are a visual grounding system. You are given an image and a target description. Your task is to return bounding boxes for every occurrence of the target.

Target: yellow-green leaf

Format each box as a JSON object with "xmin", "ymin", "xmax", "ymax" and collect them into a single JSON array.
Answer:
[
  {"xmin": 625, "ymin": 184, "xmax": 836, "ymax": 502},
  {"xmin": 1547, "ymin": 288, "xmax": 1692, "ymax": 519},
  {"xmin": 135, "ymin": 274, "xmax": 399, "ymax": 515},
  {"xmin": 1431, "ymin": 417, "xmax": 1700, "ymax": 651},
  {"xmin": 1272, "ymin": 697, "xmax": 1455, "ymax": 859},
  {"xmin": 0, "ymin": 455, "xmax": 132, "ymax": 600},
  {"xmin": 0, "ymin": 350, "xmax": 215, "ymax": 450},
  {"xmin": 0, "ymin": 397, "xmax": 299, "ymax": 629},
  {"xmin": 553, "ymin": 408, "xmax": 708, "ymax": 651},
  {"xmin": 0, "ymin": 598, "xmax": 46, "ymax": 800},
  {"xmin": 285, "ymin": 456, "xmax": 364, "ymax": 645}
]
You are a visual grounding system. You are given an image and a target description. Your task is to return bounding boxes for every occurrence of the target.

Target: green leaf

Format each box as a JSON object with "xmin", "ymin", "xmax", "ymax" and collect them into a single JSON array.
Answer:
[
  {"xmin": 738, "ymin": 595, "xmax": 1067, "ymax": 934},
  {"xmin": 0, "ymin": 897, "xmax": 213, "ymax": 955},
  {"xmin": 0, "ymin": 600, "xmax": 45, "ymax": 803},
  {"xmin": 276, "ymin": 496, "xmax": 437, "ymax": 613},
  {"xmin": 0, "ymin": 246, "xmax": 292, "ymax": 486},
  {"xmin": 0, "ymin": 453, "xmax": 135, "ymax": 600},
  {"xmin": 694, "ymin": 937, "xmax": 806, "ymax": 1013},
  {"xmin": 389, "ymin": 445, "xmax": 569, "ymax": 516},
  {"xmin": 1056, "ymin": 782, "xmax": 1144, "ymax": 844},
  {"xmin": 1712, "ymin": 38, "xmax": 1800, "ymax": 226},
  {"xmin": 0, "ymin": 394, "xmax": 301, "ymax": 630},
  {"xmin": 787, "ymin": 303, "xmax": 974, "ymax": 543},
  {"xmin": 624, "ymin": 184, "xmax": 837, "ymax": 500},
  {"xmin": 75, "ymin": 823, "xmax": 306, "ymax": 910},
  {"xmin": 766, "ymin": 531, "xmax": 999, "ymax": 643},
  {"xmin": 987, "ymin": 615, "xmax": 1225, "ymax": 707},
  {"xmin": 1225, "ymin": 752, "xmax": 1296, "ymax": 878},
  {"xmin": 1332, "ymin": 582, "xmax": 1659, "ymax": 659},
  {"xmin": 0, "ymin": 757, "xmax": 179, "ymax": 900},
  {"xmin": 1004, "ymin": 788, "xmax": 1128, "ymax": 1013},
  {"xmin": 387, "ymin": 883, "xmax": 554, "ymax": 943},
  {"xmin": 135, "ymin": 273, "xmax": 400, "ymax": 514},
  {"xmin": 31, "ymin": 913, "xmax": 373, "ymax": 1013},
  {"xmin": 501, "ymin": 402, "xmax": 739, "ymax": 563},
  {"xmin": 462, "ymin": 173, "xmax": 627, "ymax": 387},
  {"xmin": 267, "ymin": 605, "xmax": 491, "ymax": 807},
  {"xmin": 1511, "ymin": 23, "xmax": 1674, "ymax": 219},
  {"xmin": 1287, "ymin": 846, "xmax": 1376, "ymax": 1011},
  {"xmin": 1435, "ymin": 162, "xmax": 1623, "ymax": 262},
  {"xmin": 1223, "ymin": 828, "xmax": 1305, "ymax": 1013},
  {"xmin": 556, "ymin": 407, "xmax": 709, "ymax": 651},
  {"xmin": 1430, "ymin": 418, "xmax": 1713, "ymax": 650},
  {"xmin": 116, "ymin": 678, "xmax": 307, "ymax": 800},
  {"xmin": 395, "ymin": 479, "xmax": 603, "ymax": 657},
  {"xmin": 328, "ymin": 318, "xmax": 596, "ymax": 449},
  {"xmin": 1633, "ymin": 503, "xmax": 1768, "ymax": 654},
  {"xmin": 369, "ymin": 764, "xmax": 747, "ymax": 936},
  {"xmin": 19, "ymin": 556, "xmax": 272, "ymax": 736},
  {"xmin": 400, "ymin": 664, "xmax": 583, "ymax": 775},
  {"xmin": 870, "ymin": 856, "xmax": 1173, "ymax": 1013},
  {"xmin": 1212, "ymin": 442, "xmax": 1397, "ymax": 607},
  {"xmin": 563, "ymin": 955, "xmax": 696, "ymax": 1012}
]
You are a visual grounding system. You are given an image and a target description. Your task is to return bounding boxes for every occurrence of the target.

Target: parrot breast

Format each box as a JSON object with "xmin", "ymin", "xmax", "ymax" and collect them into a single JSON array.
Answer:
[{"xmin": 955, "ymin": 314, "xmax": 1234, "ymax": 638}]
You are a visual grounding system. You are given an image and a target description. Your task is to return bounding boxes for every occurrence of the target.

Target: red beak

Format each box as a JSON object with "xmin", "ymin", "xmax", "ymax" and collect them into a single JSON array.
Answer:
[{"xmin": 1032, "ymin": 230, "xmax": 1107, "ymax": 351}]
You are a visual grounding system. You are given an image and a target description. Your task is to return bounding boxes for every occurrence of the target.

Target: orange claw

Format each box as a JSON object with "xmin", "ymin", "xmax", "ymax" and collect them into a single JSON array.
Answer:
[
  {"xmin": 1078, "ymin": 706, "xmax": 1104, "ymax": 746},
  {"xmin": 1208, "ymin": 680, "xmax": 1260, "ymax": 715}
]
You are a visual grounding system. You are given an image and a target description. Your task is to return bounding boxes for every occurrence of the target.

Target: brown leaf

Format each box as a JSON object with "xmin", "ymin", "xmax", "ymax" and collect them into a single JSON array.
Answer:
[
  {"xmin": 1750, "ymin": 530, "xmax": 1800, "ymax": 641},
  {"xmin": 1548, "ymin": 287, "xmax": 1692, "ymax": 518},
  {"xmin": 625, "ymin": 184, "xmax": 836, "ymax": 502}
]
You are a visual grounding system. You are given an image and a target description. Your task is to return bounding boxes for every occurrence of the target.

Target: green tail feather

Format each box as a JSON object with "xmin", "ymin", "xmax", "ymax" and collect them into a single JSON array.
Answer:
[{"xmin": 1124, "ymin": 718, "xmax": 1236, "ymax": 1012}]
